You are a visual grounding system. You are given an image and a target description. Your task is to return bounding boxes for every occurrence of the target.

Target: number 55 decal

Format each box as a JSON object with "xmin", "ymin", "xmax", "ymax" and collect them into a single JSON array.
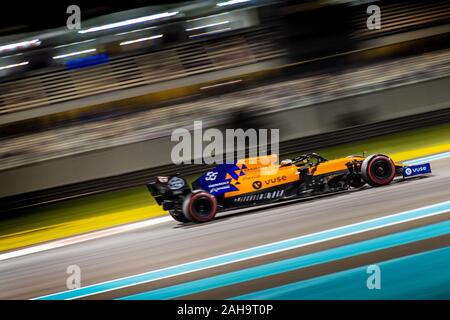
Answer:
[{"xmin": 205, "ymin": 171, "xmax": 218, "ymax": 181}]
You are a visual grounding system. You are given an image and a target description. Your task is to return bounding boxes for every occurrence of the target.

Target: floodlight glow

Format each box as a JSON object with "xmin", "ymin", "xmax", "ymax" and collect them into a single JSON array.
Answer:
[
  {"xmin": 115, "ymin": 26, "xmax": 156, "ymax": 36},
  {"xmin": 186, "ymin": 13, "xmax": 229, "ymax": 23},
  {"xmin": 55, "ymin": 39, "xmax": 97, "ymax": 49},
  {"xmin": 0, "ymin": 61, "xmax": 29, "ymax": 70},
  {"xmin": 119, "ymin": 35, "xmax": 163, "ymax": 46},
  {"xmin": 78, "ymin": 12, "xmax": 178, "ymax": 34},
  {"xmin": 0, "ymin": 39, "xmax": 40, "ymax": 53},
  {"xmin": 0, "ymin": 53, "xmax": 24, "ymax": 59},
  {"xmin": 52, "ymin": 49, "xmax": 97, "ymax": 59},
  {"xmin": 186, "ymin": 21, "xmax": 229, "ymax": 31},
  {"xmin": 217, "ymin": 0, "xmax": 250, "ymax": 7},
  {"xmin": 189, "ymin": 28, "xmax": 231, "ymax": 38}
]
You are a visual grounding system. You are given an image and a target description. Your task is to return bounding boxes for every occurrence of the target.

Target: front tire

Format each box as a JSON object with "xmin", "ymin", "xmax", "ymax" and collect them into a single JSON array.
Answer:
[{"xmin": 361, "ymin": 154, "xmax": 396, "ymax": 187}]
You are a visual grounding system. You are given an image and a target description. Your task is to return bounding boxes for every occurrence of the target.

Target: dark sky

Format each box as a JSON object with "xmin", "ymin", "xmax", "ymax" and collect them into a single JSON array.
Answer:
[{"xmin": 0, "ymin": 0, "xmax": 185, "ymax": 37}]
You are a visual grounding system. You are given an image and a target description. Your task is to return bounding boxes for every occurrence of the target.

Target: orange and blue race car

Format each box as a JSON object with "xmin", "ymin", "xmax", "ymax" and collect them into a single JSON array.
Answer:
[{"xmin": 147, "ymin": 153, "xmax": 431, "ymax": 223}]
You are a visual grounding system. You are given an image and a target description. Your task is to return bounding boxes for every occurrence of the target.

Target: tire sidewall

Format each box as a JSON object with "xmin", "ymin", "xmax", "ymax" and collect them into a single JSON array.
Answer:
[
  {"xmin": 361, "ymin": 154, "xmax": 395, "ymax": 186},
  {"xmin": 169, "ymin": 210, "xmax": 191, "ymax": 223},
  {"xmin": 182, "ymin": 191, "xmax": 218, "ymax": 223}
]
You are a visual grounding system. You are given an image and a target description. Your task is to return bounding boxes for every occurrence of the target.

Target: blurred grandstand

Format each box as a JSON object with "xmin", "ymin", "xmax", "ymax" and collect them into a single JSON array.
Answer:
[
  {"xmin": 0, "ymin": 0, "xmax": 449, "ymax": 210},
  {"xmin": 1, "ymin": 49, "xmax": 449, "ymax": 171}
]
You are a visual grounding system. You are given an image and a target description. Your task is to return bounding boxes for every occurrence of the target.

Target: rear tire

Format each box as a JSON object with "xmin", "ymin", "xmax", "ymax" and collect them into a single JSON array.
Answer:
[
  {"xmin": 169, "ymin": 210, "xmax": 191, "ymax": 223},
  {"xmin": 361, "ymin": 154, "xmax": 395, "ymax": 187},
  {"xmin": 182, "ymin": 191, "xmax": 218, "ymax": 223}
]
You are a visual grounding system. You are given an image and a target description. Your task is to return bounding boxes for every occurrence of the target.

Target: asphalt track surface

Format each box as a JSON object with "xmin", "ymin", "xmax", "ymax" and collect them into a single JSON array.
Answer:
[{"xmin": 1, "ymin": 158, "xmax": 449, "ymax": 300}]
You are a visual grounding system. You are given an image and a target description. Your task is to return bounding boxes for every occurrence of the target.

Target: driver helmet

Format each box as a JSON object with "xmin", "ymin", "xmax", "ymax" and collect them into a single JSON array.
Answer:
[{"xmin": 280, "ymin": 159, "xmax": 293, "ymax": 166}]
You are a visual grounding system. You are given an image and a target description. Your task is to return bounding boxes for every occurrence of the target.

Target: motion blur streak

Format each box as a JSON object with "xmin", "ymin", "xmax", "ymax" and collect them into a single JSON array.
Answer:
[
  {"xmin": 35, "ymin": 199, "xmax": 450, "ymax": 300},
  {"xmin": 0, "ymin": 61, "xmax": 29, "ymax": 70},
  {"xmin": 232, "ymin": 246, "xmax": 450, "ymax": 300},
  {"xmin": 2, "ymin": 151, "xmax": 448, "ymax": 259},
  {"xmin": 0, "ymin": 0, "xmax": 449, "ymax": 301},
  {"xmin": 403, "ymin": 151, "xmax": 450, "ymax": 165},
  {"xmin": 0, "ymin": 216, "xmax": 173, "ymax": 262},
  {"xmin": 119, "ymin": 221, "xmax": 450, "ymax": 300},
  {"xmin": 77, "ymin": 12, "xmax": 178, "ymax": 34},
  {"xmin": 0, "ymin": 158, "xmax": 446, "ymax": 299}
]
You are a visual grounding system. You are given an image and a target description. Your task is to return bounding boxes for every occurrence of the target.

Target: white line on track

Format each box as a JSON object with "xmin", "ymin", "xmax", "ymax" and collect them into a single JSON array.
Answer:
[
  {"xmin": 0, "ymin": 216, "xmax": 172, "ymax": 261},
  {"xmin": 402, "ymin": 151, "xmax": 450, "ymax": 165},
  {"xmin": 1, "ymin": 150, "xmax": 449, "ymax": 262},
  {"xmin": 35, "ymin": 200, "xmax": 450, "ymax": 300}
]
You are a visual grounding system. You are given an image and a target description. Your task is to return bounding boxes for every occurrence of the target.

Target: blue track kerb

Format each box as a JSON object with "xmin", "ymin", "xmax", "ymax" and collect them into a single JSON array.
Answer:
[
  {"xmin": 118, "ymin": 220, "xmax": 450, "ymax": 300},
  {"xmin": 232, "ymin": 245, "xmax": 450, "ymax": 300},
  {"xmin": 35, "ymin": 200, "xmax": 450, "ymax": 300}
]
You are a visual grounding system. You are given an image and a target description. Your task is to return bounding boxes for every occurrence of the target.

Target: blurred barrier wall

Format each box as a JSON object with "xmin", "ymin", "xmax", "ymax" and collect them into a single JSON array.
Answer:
[{"xmin": 0, "ymin": 75, "xmax": 449, "ymax": 200}]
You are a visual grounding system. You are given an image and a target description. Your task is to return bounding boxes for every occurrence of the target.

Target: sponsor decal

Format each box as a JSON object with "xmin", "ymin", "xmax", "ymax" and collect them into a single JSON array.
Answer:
[
  {"xmin": 264, "ymin": 176, "xmax": 287, "ymax": 185},
  {"xmin": 402, "ymin": 163, "xmax": 431, "ymax": 178},
  {"xmin": 205, "ymin": 171, "xmax": 219, "ymax": 181},
  {"xmin": 208, "ymin": 181, "xmax": 231, "ymax": 193},
  {"xmin": 234, "ymin": 190, "xmax": 284, "ymax": 203},
  {"xmin": 208, "ymin": 181, "xmax": 230, "ymax": 188},
  {"xmin": 252, "ymin": 181, "xmax": 263, "ymax": 190},
  {"xmin": 195, "ymin": 163, "xmax": 241, "ymax": 196},
  {"xmin": 167, "ymin": 177, "xmax": 185, "ymax": 190}
]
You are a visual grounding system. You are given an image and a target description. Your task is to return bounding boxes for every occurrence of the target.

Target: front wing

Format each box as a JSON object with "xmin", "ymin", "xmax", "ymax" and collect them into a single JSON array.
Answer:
[{"xmin": 401, "ymin": 163, "xmax": 432, "ymax": 178}]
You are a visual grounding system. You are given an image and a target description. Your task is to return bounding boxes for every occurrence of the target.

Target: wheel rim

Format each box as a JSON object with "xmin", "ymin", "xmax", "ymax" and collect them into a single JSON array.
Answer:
[
  {"xmin": 365, "ymin": 155, "xmax": 396, "ymax": 186},
  {"xmin": 193, "ymin": 197, "xmax": 213, "ymax": 217},
  {"xmin": 371, "ymin": 160, "xmax": 392, "ymax": 180}
]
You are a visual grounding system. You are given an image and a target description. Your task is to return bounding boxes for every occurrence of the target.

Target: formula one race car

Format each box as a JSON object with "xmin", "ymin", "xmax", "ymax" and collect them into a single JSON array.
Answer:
[{"xmin": 147, "ymin": 153, "xmax": 431, "ymax": 223}]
